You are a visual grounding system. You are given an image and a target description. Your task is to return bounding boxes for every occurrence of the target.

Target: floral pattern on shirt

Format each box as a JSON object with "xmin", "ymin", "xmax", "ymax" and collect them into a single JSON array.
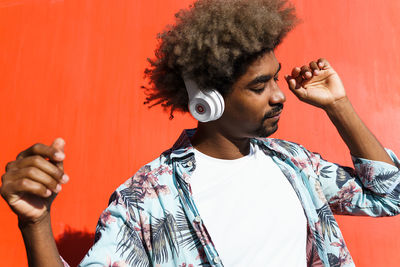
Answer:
[{"xmin": 76, "ymin": 129, "xmax": 400, "ymax": 267}]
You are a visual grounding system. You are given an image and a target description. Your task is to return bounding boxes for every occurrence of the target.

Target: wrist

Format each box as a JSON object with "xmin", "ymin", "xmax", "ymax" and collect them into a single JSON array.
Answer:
[
  {"xmin": 323, "ymin": 96, "xmax": 353, "ymax": 118},
  {"xmin": 18, "ymin": 213, "xmax": 51, "ymax": 233},
  {"xmin": 18, "ymin": 211, "xmax": 63, "ymax": 266}
]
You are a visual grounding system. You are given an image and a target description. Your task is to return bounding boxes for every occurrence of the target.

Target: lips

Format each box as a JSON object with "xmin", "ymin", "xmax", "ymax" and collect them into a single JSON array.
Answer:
[
  {"xmin": 262, "ymin": 104, "xmax": 284, "ymax": 121},
  {"xmin": 264, "ymin": 110, "xmax": 282, "ymax": 119},
  {"xmin": 269, "ymin": 111, "xmax": 281, "ymax": 118}
]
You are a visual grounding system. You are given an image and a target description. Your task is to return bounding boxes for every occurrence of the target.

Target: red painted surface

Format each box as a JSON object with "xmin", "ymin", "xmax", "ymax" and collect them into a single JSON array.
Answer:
[{"xmin": 1, "ymin": 0, "xmax": 399, "ymax": 266}]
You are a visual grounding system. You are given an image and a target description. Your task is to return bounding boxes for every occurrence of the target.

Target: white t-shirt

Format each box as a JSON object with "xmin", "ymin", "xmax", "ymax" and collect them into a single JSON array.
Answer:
[{"xmin": 190, "ymin": 143, "xmax": 307, "ymax": 266}]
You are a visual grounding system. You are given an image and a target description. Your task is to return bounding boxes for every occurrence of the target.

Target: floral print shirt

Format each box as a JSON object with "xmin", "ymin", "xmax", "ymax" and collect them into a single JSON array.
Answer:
[{"xmin": 75, "ymin": 129, "xmax": 400, "ymax": 267}]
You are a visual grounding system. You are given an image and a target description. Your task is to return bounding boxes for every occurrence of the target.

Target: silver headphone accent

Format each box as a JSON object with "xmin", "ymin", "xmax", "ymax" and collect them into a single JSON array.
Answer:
[{"xmin": 182, "ymin": 74, "xmax": 225, "ymax": 122}]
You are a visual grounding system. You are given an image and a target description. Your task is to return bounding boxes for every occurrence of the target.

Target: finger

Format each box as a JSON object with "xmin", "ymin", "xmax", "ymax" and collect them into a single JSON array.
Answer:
[
  {"xmin": 1, "ymin": 173, "xmax": 7, "ymax": 185},
  {"xmin": 289, "ymin": 79, "xmax": 297, "ymax": 90},
  {"xmin": 16, "ymin": 155, "xmax": 68, "ymax": 184},
  {"xmin": 287, "ymin": 83, "xmax": 308, "ymax": 100},
  {"xmin": 17, "ymin": 143, "xmax": 65, "ymax": 162},
  {"xmin": 285, "ymin": 75, "xmax": 298, "ymax": 90},
  {"xmin": 317, "ymin": 58, "xmax": 331, "ymax": 69},
  {"xmin": 291, "ymin": 67, "xmax": 301, "ymax": 78},
  {"xmin": 16, "ymin": 167, "xmax": 62, "ymax": 193},
  {"xmin": 300, "ymin": 66, "xmax": 313, "ymax": 80},
  {"xmin": 50, "ymin": 138, "xmax": 65, "ymax": 172},
  {"xmin": 309, "ymin": 61, "xmax": 320, "ymax": 75},
  {"xmin": 51, "ymin": 138, "xmax": 65, "ymax": 153},
  {"xmin": 5, "ymin": 161, "xmax": 18, "ymax": 172},
  {"xmin": 3, "ymin": 178, "xmax": 52, "ymax": 199},
  {"xmin": 289, "ymin": 67, "xmax": 304, "ymax": 88}
]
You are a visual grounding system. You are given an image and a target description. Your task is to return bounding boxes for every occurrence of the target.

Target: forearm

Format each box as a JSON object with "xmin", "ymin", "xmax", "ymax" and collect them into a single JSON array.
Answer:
[
  {"xmin": 19, "ymin": 215, "xmax": 63, "ymax": 267},
  {"xmin": 325, "ymin": 96, "xmax": 395, "ymax": 166}
]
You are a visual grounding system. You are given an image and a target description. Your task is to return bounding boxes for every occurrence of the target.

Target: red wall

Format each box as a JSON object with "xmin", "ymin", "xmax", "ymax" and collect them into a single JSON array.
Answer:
[{"xmin": 1, "ymin": 0, "xmax": 400, "ymax": 266}]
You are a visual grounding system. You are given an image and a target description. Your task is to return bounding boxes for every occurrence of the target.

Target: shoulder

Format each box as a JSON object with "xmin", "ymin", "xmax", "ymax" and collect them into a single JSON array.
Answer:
[
  {"xmin": 115, "ymin": 151, "xmax": 174, "ymax": 193},
  {"xmin": 106, "ymin": 151, "xmax": 178, "ymax": 214},
  {"xmin": 108, "ymin": 129, "xmax": 195, "ymax": 212}
]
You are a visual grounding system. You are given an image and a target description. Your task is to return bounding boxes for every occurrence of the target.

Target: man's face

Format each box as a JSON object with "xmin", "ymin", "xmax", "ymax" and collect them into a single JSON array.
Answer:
[{"xmin": 217, "ymin": 51, "xmax": 285, "ymax": 138}]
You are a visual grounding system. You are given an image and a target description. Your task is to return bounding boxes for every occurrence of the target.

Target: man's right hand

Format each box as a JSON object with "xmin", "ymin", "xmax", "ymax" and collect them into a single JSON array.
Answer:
[{"xmin": 0, "ymin": 138, "xmax": 68, "ymax": 226}]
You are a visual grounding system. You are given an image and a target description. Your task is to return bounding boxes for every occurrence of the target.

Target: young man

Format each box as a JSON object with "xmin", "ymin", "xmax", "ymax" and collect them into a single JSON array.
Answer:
[{"xmin": 1, "ymin": 0, "xmax": 400, "ymax": 266}]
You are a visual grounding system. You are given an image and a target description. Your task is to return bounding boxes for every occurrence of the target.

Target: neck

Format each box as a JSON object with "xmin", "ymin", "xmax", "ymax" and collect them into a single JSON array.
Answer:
[{"xmin": 190, "ymin": 122, "xmax": 251, "ymax": 160}]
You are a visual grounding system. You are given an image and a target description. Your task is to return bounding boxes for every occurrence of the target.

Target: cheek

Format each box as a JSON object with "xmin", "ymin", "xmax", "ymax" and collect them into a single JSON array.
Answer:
[
  {"xmin": 222, "ymin": 89, "xmax": 270, "ymax": 126},
  {"xmin": 228, "ymin": 98, "xmax": 266, "ymax": 123}
]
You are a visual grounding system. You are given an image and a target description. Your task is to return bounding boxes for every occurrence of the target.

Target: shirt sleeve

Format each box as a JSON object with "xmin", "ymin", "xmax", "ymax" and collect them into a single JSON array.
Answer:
[
  {"xmin": 302, "ymin": 146, "xmax": 400, "ymax": 216},
  {"xmin": 78, "ymin": 189, "xmax": 151, "ymax": 267}
]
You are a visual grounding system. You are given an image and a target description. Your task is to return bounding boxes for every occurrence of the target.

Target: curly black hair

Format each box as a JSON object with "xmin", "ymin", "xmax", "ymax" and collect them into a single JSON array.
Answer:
[{"xmin": 143, "ymin": 0, "xmax": 298, "ymax": 118}]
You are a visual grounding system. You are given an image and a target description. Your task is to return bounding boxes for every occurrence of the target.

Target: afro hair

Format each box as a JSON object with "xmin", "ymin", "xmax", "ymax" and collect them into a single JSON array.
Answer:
[{"xmin": 143, "ymin": 0, "xmax": 298, "ymax": 118}]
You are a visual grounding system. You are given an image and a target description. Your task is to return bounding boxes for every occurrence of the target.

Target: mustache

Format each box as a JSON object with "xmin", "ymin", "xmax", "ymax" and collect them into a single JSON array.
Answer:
[{"xmin": 262, "ymin": 104, "xmax": 284, "ymax": 120}]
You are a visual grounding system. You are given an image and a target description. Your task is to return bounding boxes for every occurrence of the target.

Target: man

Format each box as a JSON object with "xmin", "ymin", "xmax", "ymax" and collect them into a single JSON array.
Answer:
[{"xmin": 1, "ymin": 0, "xmax": 399, "ymax": 266}]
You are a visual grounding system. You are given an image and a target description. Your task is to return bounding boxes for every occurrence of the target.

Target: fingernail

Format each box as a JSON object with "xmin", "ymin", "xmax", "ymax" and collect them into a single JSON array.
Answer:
[
  {"xmin": 55, "ymin": 184, "xmax": 62, "ymax": 193},
  {"xmin": 54, "ymin": 152, "xmax": 65, "ymax": 161},
  {"xmin": 55, "ymin": 138, "xmax": 65, "ymax": 146},
  {"xmin": 46, "ymin": 189, "xmax": 52, "ymax": 197},
  {"xmin": 61, "ymin": 174, "xmax": 69, "ymax": 183}
]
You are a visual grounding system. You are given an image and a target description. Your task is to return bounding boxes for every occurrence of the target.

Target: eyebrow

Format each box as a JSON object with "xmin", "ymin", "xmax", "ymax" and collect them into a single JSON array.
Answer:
[{"xmin": 247, "ymin": 63, "xmax": 281, "ymax": 87}]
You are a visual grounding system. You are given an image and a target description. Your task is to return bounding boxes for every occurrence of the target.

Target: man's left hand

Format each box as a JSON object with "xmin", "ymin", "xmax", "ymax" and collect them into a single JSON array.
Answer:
[{"xmin": 285, "ymin": 58, "xmax": 347, "ymax": 110}]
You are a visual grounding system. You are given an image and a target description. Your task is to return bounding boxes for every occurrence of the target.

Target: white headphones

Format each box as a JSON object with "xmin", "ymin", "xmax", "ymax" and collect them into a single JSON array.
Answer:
[{"xmin": 182, "ymin": 74, "xmax": 225, "ymax": 122}]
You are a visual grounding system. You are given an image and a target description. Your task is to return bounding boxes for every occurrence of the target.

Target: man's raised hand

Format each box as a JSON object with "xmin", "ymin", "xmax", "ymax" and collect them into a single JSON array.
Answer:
[
  {"xmin": 0, "ymin": 138, "xmax": 68, "ymax": 225},
  {"xmin": 285, "ymin": 58, "xmax": 347, "ymax": 110}
]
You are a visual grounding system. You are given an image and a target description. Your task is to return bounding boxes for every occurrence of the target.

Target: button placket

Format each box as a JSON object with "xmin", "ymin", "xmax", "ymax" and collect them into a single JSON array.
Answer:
[
  {"xmin": 213, "ymin": 256, "xmax": 221, "ymax": 264},
  {"xmin": 194, "ymin": 215, "xmax": 202, "ymax": 223}
]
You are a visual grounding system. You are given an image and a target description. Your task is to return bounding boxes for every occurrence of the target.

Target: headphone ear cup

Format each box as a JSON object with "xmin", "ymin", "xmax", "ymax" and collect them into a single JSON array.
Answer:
[
  {"xmin": 188, "ymin": 89, "xmax": 225, "ymax": 122},
  {"xmin": 203, "ymin": 89, "xmax": 225, "ymax": 120},
  {"xmin": 188, "ymin": 93, "xmax": 215, "ymax": 122},
  {"xmin": 182, "ymin": 74, "xmax": 225, "ymax": 122}
]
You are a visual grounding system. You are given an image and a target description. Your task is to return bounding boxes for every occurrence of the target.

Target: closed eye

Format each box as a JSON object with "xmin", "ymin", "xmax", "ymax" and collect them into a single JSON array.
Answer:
[
  {"xmin": 250, "ymin": 76, "xmax": 278, "ymax": 92},
  {"xmin": 249, "ymin": 85, "xmax": 265, "ymax": 94}
]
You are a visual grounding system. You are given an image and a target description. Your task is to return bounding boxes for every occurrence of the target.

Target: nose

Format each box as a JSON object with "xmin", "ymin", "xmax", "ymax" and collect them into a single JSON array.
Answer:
[{"xmin": 269, "ymin": 82, "xmax": 286, "ymax": 105}]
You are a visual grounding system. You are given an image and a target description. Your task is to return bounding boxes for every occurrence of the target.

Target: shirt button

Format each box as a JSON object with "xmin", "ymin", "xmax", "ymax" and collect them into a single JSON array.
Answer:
[
  {"xmin": 213, "ymin": 256, "xmax": 221, "ymax": 264},
  {"xmin": 187, "ymin": 161, "xmax": 193, "ymax": 167},
  {"xmin": 194, "ymin": 215, "xmax": 201, "ymax": 223}
]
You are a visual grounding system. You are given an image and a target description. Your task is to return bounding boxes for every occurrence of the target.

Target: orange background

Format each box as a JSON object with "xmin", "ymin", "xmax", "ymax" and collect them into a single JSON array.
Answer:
[{"xmin": 1, "ymin": 0, "xmax": 400, "ymax": 266}]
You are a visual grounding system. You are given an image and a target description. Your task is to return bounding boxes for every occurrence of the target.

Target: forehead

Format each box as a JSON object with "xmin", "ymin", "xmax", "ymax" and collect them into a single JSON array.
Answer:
[
  {"xmin": 236, "ymin": 51, "xmax": 279, "ymax": 85},
  {"xmin": 243, "ymin": 51, "xmax": 279, "ymax": 79}
]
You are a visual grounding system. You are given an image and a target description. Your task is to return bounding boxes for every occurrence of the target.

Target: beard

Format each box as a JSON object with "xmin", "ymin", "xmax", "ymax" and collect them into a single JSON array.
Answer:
[
  {"xmin": 255, "ymin": 104, "xmax": 283, "ymax": 137},
  {"xmin": 255, "ymin": 120, "xmax": 279, "ymax": 137}
]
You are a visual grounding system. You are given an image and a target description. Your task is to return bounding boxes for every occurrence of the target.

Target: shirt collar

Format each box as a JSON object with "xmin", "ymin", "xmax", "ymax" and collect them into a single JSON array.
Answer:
[
  {"xmin": 168, "ymin": 128, "xmax": 197, "ymax": 160},
  {"xmin": 168, "ymin": 128, "xmax": 281, "ymax": 160}
]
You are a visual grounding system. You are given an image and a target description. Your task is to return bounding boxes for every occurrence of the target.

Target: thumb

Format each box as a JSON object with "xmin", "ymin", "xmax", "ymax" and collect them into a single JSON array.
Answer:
[
  {"xmin": 51, "ymin": 137, "xmax": 65, "ymax": 152},
  {"xmin": 51, "ymin": 138, "xmax": 65, "ymax": 171}
]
